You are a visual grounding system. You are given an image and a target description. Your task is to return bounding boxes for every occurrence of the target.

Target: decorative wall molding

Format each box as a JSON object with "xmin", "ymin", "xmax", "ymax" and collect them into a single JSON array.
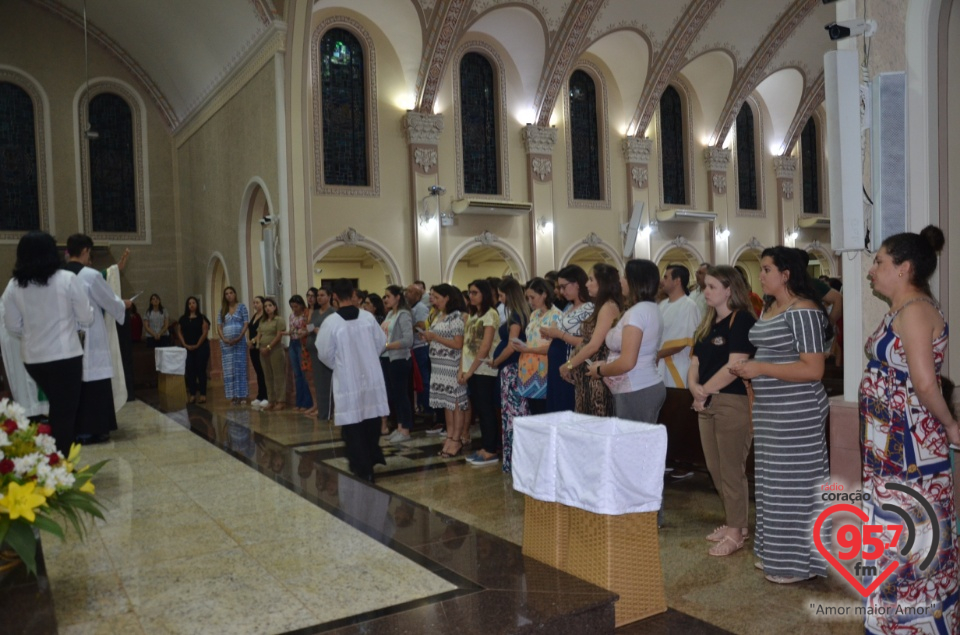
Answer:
[
  {"xmin": 0, "ymin": 66, "xmax": 52, "ymax": 241},
  {"xmin": 773, "ymin": 155, "xmax": 798, "ymax": 180},
  {"xmin": 711, "ymin": 173, "xmax": 727, "ymax": 195},
  {"xmin": 311, "ymin": 17, "xmax": 380, "ymax": 197},
  {"xmin": 336, "ymin": 227, "xmax": 365, "ymax": 245},
  {"xmin": 444, "ymin": 232, "xmax": 529, "ymax": 283},
  {"xmin": 557, "ymin": 233, "xmax": 624, "ymax": 270},
  {"xmin": 475, "ymin": 230, "xmax": 498, "ymax": 246},
  {"xmin": 583, "ymin": 232, "xmax": 603, "ymax": 246},
  {"xmin": 703, "ymin": 147, "xmax": 732, "ymax": 172},
  {"xmin": 730, "ymin": 238, "xmax": 766, "ymax": 265},
  {"xmin": 522, "ymin": 124, "xmax": 558, "ymax": 155},
  {"xmin": 413, "ymin": 146, "xmax": 439, "ymax": 174},
  {"xmin": 621, "ymin": 137, "xmax": 653, "ymax": 163},
  {"xmin": 531, "ymin": 156, "xmax": 553, "ymax": 182},
  {"xmin": 415, "ymin": 0, "xmax": 470, "ymax": 113},
  {"xmin": 403, "ymin": 111, "xmax": 444, "ymax": 145},
  {"xmin": 313, "ymin": 228, "xmax": 402, "ymax": 286},
  {"xmin": 631, "ymin": 165, "xmax": 648, "ymax": 189},
  {"xmin": 781, "ymin": 180, "xmax": 795, "ymax": 200},
  {"xmin": 77, "ymin": 78, "xmax": 150, "ymax": 243},
  {"xmin": 452, "ymin": 41, "xmax": 510, "ymax": 200},
  {"xmin": 780, "ymin": 71, "xmax": 825, "ymax": 155}
]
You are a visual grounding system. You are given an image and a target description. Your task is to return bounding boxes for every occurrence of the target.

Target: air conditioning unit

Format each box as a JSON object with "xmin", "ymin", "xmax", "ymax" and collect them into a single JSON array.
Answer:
[
  {"xmin": 655, "ymin": 208, "xmax": 717, "ymax": 223},
  {"xmin": 798, "ymin": 217, "xmax": 831, "ymax": 229},
  {"xmin": 451, "ymin": 199, "xmax": 533, "ymax": 216}
]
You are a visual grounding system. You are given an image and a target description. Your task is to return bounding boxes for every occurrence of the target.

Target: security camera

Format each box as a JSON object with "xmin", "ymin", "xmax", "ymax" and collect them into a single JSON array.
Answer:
[
  {"xmin": 259, "ymin": 215, "xmax": 275, "ymax": 226},
  {"xmin": 825, "ymin": 19, "xmax": 876, "ymax": 41}
]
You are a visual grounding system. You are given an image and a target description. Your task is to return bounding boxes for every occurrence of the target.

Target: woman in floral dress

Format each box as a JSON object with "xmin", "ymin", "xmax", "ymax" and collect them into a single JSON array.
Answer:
[
  {"xmin": 515, "ymin": 278, "xmax": 562, "ymax": 415},
  {"xmin": 860, "ymin": 226, "xmax": 959, "ymax": 634},
  {"xmin": 541, "ymin": 265, "xmax": 593, "ymax": 413},
  {"xmin": 422, "ymin": 284, "xmax": 468, "ymax": 458},
  {"xmin": 488, "ymin": 278, "xmax": 530, "ymax": 472}
]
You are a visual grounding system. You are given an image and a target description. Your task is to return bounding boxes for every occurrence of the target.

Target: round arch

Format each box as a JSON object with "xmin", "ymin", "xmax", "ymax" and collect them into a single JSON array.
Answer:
[
  {"xmin": 205, "ymin": 252, "xmax": 229, "ymax": 338},
  {"xmin": 445, "ymin": 232, "xmax": 529, "ymax": 284},
  {"xmin": 729, "ymin": 238, "xmax": 766, "ymax": 267},
  {"xmin": 558, "ymin": 235, "xmax": 623, "ymax": 270},
  {"xmin": 312, "ymin": 228, "xmax": 402, "ymax": 287},
  {"xmin": 652, "ymin": 239, "xmax": 706, "ymax": 267},
  {"xmin": 803, "ymin": 241, "xmax": 837, "ymax": 278},
  {"xmin": 239, "ymin": 177, "xmax": 275, "ymax": 301}
]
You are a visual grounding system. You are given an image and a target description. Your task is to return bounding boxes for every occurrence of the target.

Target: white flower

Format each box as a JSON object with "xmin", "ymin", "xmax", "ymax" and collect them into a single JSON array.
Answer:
[
  {"xmin": 35, "ymin": 463, "xmax": 74, "ymax": 490},
  {"xmin": 12, "ymin": 453, "xmax": 42, "ymax": 477},
  {"xmin": 0, "ymin": 430, "xmax": 8, "ymax": 448},
  {"xmin": 34, "ymin": 434, "xmax": 57, "ymax": 455}
]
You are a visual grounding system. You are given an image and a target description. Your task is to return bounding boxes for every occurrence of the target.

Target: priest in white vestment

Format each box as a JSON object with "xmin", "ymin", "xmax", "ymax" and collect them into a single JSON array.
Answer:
[{"xmin": 656, "ymin": 265, "xmax": 701, "ymax": 389}]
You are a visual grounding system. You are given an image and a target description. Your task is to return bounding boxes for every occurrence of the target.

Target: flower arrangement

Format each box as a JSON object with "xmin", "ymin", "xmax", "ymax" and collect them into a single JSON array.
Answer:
[{"xmin": 0, "ymin": 398, "xmax": 106, "ymax": 576}]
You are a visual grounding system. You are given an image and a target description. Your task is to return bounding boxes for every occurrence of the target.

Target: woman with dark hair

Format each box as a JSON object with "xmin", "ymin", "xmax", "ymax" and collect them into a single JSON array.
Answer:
[
  {"xmin": 382, "ymin": 285, "xmax": 415, "ymax": 443},
  {"xmin": 461, "ymin": 279, "xmax": 501, "ymax": 465},
  {"xmin": 515, "ymin": 278, "xmax": 562, "ymax": 416},
  {"xmin": 687, "ymin": 266, "xmax": 757, "ymax": 557},
  {"xmin": 306, "ymin": 286, "xmax": 335, "ymax": 419},
  {"xmin": 301, "ymin": 289, "xmax": 318, "ymax": 416},
  {"xmin": 422, "ymin": 284, "xmax": 468, "ymax": 457},
  {"xmin": 730, "ymin": 246, "xmax": 831, "ymax": 585},
  {"xmin": 217, "ymin": 286, "xmax": 249, "ymax": 405},
  {"xmin": 178, "ymin": 296, "xmax": 211, "ymax": 404},
  {"xmin": 256, "ymin": 297, "xmax": 286, "ymax": 410},
  {"xmin": 247, "ymin": 296, "xmax": 268, "ymax": 408},
  {"xmin": 587, "ymin": 259, "xmax": 664, "ymax": 424},
  {"xmin": 143, "ymin": 294, "xmax": 171, "ymax": 347},
  {"xmin": 287, "ymin": 294, "xmax": 314, "ymax": 412},
  {"xmin": 362, "ymin": 293, "xmax": 386, "ymax": 324},
  {"xmin": 2, "ymin": 231, "xmax": 94, "ymax": 451},
  {"xmin": 859, "ymin": 226, "xmax": 958, "ymax": 633},
  {"xmin": 561, "ymin": 263, "xmax": 622, "ymax": 415},
  {"xmin": 487, "ymin": 278, "xmax": 531, "ymax": 472},
  {"xmin": 540, "ymin": 264, "xmax": 592, "ymax": 412}
]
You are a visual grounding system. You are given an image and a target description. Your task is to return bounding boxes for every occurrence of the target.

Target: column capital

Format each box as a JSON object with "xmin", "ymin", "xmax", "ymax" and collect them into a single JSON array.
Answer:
[
  {"xmin": 403, "ymin": 111, "xmax": 444, "ymax": 145},
  {"xmin": 773, "ymin": 155, "xmax": 798, "ymax": 180},
  {"xmin": 621, "ymin": 137, "xmax": 653, "ymax": 164},
  {"xmin": 703, "ymin": 147, "xmax": 732, "ymax": 172},
  {"xmin": 522, "ymin": 124, "xmax": 558, "ymax": 155}
]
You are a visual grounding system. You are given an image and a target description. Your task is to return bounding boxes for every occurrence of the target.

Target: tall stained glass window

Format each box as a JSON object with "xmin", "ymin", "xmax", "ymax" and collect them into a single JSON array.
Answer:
[
  {"xmin": 660, "ymin": 86, "xmax": 686, "ymax": 205},
  {"xmin": 89, "ymin": 93, "xmax": 136, "ymax": 233},
  {"xmin": 320, "ymin": 28, "xmax": 368, "ymax": 186},
  {"xmin": 0, "ymin": 82, "xmax": 39, "ymax": 231},
  {"xmin": 569, "ymin": 70, "xmax": 601, "ymax": 200},
  {"xmin": 801, "ymin": 117, "xmax": 820, "ymax": 214},
  {"xmin": 459, "ymin": 52, "xmax": 498, "ymax": 195},
  {"xmin": 736, "ymin": 103, "xmax": 758, "ymax": 210}
]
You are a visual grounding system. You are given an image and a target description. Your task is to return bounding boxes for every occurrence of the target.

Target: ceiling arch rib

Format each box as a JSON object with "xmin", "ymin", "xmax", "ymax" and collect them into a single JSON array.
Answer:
[
  {"xmin": 779, "ymin": 70, "xmax": 824, "ymax": 156},
  {"xmin": 628, "ymin": 0, "xmax": 722, "ymax": 138},
  {"xmin": 532, "ymin": 0, "xmax": 606, "ymax": 127},
  {"xmin": 415, "ymin": 0, "xmax": 473, "ymax": 113},
  {"xmin": 709, "ymin": 0, "xmax": 819, "ymax": 148}
]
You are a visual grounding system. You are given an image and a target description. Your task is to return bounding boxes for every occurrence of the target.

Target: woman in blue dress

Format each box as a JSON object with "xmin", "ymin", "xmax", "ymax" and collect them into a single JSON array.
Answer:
[{"xmin": 217, "ymin": 286, "xmax": 249, "ymax": 405}]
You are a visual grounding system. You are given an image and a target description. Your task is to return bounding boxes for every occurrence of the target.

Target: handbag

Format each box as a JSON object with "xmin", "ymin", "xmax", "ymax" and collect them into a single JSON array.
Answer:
[{"xmin": 517, "ymin": 352, "xmax": 548, "ymax": 399}]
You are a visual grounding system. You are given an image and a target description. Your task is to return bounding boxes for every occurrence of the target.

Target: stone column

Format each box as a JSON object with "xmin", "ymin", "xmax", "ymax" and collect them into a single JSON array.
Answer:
[
  {"xmin": 773, "ymin": 156, "xmax": 797, "ymax": 247},
  {"xmin": 704, "ymin": 147, "xmax": 731, "ymax": 264},
  {"xmin": 622, "ymin": 137, "xmax": 653, "ymax": 259},
  {"xmin": 403, "ymin": 111, "xmax": 444, "ymax": 282},
  {"xmin": 522, "ymin": 124, "xmax": 558, "ymax": 275}
]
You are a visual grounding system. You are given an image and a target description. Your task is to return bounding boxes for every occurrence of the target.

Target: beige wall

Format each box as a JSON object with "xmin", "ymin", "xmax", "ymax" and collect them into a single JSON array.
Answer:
[{"xmin": 0, "ymin": 1, "xmax": 177, "ymax": 308}]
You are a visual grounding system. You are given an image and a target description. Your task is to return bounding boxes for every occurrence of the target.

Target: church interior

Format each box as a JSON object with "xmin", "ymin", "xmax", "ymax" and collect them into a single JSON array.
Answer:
[{"xmin": 2, "ymin": 0, "xmax": 960, "ymax": 632}]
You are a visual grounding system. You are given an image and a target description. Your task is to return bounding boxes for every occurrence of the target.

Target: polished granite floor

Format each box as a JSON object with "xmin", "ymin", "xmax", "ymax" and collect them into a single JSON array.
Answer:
[{"xmin": 30, "ymin": 385, "xmax": 870, "ymax": 634}]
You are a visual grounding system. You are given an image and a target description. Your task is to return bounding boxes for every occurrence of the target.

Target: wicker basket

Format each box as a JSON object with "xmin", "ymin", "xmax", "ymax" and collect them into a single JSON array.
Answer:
[
  {"xmin": 521, "ymin": 496, "xmax": 568, "ymax": 569},
  {"xmin": 564, "ymin": 506, "xmax": 666, "ymax": 627},
  {"xmin": 157, "ymin": 372, "xmax": 187, "ymax": 410}
]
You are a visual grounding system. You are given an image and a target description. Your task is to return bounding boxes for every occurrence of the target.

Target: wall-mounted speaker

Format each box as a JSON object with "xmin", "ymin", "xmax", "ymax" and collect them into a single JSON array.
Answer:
[
  {"xmin": 824, "ymin": 50, "xmax": 865, "ymax": 252},
  {"xmin": 871, "ymin": 72, "xmax": 907, "ymax": 249}
]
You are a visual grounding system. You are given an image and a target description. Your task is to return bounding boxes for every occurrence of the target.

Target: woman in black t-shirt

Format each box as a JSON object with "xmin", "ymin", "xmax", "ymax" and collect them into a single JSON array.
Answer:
[
  {"xmin": 178, "ymin": 296, "xmax": 211, "ymax": 404},
  {"xmin": 687, "ymin": 266, "xmax": 757, "ymax": 558}
]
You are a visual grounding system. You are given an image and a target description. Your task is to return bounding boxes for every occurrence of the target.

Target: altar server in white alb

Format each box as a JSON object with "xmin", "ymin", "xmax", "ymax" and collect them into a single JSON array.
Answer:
[
  {"xmin": 657, "ymin": 264, "xmax": 701, "ymax": 389},
  {"xmin": 316, "ymin": 278, "xmax": 389, "ymax": 482},
  {"xmin": 64, "ymin": 234, "xmax": 131, "ymax": 443}
]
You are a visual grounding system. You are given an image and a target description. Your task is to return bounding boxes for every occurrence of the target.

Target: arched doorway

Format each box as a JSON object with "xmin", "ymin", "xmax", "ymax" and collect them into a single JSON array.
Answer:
[
  {"xmin": 240, "ymin": 178, "xmax": 275, "ymax": 299},
  {"xmin": 803, "ymin": 242, "xmax": 835, "ymax": 279},
  {"xmin": 450, "ymin": 245, "xmax": 524, "ymax": 289},
  {"xmin": 314, "ymin": 245, "xmax": 394, "ymax": 295},
  {"xmin": 565, "ymin": 246, "xmax": 620, "ymax": 273},
  {"xmin": 731, "ymin": 240, "xmax": 766, "ymax": 296},
  {"xmin": 654, "ymin": 246, "xmax": 701, "ymax": 289},
  {"xmin": 207, "ymin": 254, "xmax": 229, "ymax": 333}
]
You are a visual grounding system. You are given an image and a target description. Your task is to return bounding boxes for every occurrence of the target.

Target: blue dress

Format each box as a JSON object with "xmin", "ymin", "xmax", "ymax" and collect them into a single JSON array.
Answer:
[{"xmin": 218, "ymin": 303, "xmax": 249, "ymax": 399}]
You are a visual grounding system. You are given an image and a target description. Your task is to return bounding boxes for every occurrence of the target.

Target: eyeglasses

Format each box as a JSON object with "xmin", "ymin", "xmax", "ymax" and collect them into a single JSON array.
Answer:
[{"xmin": 557, "ymin": 282, "xmax": 573, "ymax": 291}]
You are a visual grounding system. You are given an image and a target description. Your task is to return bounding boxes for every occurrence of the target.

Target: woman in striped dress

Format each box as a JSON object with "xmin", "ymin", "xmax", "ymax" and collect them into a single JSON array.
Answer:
[{"xmin": 731, "ymin": 246, "xmax": 832, "ymax": 585}]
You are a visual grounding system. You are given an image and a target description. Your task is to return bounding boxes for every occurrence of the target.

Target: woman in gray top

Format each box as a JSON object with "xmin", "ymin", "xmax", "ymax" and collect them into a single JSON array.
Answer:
[
  {"xmin": 382, "ymin": 285, "xmax": 414, "ymax": 442},
  {"xmin": 144, "ymin": 294, "xmax": 171, "ymax": 346},
  {"xmin": 305, "ymin": 286, "xmax": 335, "ymax": 419}
]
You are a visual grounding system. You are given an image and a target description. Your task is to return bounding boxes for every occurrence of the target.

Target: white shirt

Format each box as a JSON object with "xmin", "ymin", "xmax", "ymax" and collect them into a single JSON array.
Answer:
[
  {"xmin": 604, "ymin": 301, "xmax": 662, "ymax": 393},
  {"xmin": 689, "ymin": 288, "xmax": 708, "ymax": 317},
  {"xmin": 2, "ymin": 271, "xmax": 94, "ymax": 364},
  {"xmin": 316, "ymin": 309, "xmax": 389, "ymax": 426},
  {"xmin": 75, "ymin": 266, "xmax": 127, "ymax": 382},
  {"xmin": 657, "ymin": 295, "xmax": 701, "ymax": 388}
]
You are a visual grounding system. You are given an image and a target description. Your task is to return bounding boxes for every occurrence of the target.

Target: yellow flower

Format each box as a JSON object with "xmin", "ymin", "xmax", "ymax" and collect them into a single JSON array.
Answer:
[
  {"xmin": 79, "ymin": 481, "xmax": 95, "ymax": 495},
  {"xmin": 67, "ymin": 443, "xmax": 82, "ymax": 463},
  {"xmin": 0, "ymin": 481, "xmax": 47, "ymax": 523}
]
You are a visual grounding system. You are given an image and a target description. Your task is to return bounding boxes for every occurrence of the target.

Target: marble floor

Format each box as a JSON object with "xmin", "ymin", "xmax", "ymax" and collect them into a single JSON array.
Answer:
[{"xmin": 32, "ymin": 387, "xmax": 870, "ymax": 634}]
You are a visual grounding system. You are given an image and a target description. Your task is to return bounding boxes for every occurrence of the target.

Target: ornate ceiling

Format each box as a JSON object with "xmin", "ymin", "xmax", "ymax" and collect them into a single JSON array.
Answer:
[{"xmin": 30, "ymin": 0, "xmax": 837, "ymax": 151}]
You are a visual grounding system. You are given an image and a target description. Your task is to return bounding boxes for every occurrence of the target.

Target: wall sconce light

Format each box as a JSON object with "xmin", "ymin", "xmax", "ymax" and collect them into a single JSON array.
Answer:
[
  {"xmin": 419, "ymin": 185, "xmax": 447, "ymax": 226},
  {"xmin": 786, "ymin": 227, "xmax": 800, "ymax": 241},
  {"xmin": 715, "ymin": 225, "xmax": 730, "ymax": 239},
  {"xmin": 639, "ymin": 225, "xmax": 651, "ymax": 238},
  {"xmin": 536, "ymin": 216, "xmax": 553, "ymax": 234}
]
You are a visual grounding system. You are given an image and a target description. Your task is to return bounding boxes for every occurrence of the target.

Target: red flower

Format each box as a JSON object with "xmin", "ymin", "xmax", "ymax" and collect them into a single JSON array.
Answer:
[
  {"xmin": 37, "ymin": 424, "xmax": 52, "ymax": 435},
  {"xmin": 0, "ymin": 459, "xmax": 13, "ymax": 474},
  {"xmin": 1, "ymin": 420, "xmax": 16, "ymax": 434},
  {"xmin": 48, "ymin": 453, "xmax": 60, "ymax": 466}
]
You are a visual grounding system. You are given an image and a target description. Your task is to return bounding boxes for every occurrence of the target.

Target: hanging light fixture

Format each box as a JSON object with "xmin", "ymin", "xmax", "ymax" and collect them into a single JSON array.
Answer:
[{"xmin": 82, "ymin": 0, "xmax": 99, "ymax": 140}]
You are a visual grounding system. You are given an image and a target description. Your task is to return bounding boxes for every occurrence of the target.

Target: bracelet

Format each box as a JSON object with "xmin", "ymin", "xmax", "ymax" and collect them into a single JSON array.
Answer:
[{"xmin": 566, "ymin": 362, "xmax": 573, "ymax": 370}]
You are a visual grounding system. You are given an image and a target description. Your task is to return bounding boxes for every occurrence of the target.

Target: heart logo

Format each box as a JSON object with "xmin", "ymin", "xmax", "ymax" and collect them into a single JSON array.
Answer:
[{"xmin": 813, "ymin": 503, "xmax": 899, "ymax": 598}]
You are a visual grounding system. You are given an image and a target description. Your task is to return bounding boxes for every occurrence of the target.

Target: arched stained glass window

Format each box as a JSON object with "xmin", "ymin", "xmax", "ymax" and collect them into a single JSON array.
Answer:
[
  {"xmin": 88, "ymin": 92, "xmax": 136, "ymax": 233},
  {"xmin": 0, "ymin": 82, "xmax": 39, "ymax": 231},
  {"xmin": 801, "ymin": 117, "xmax": 820, "ymax": 214},
  {"xmin": 569, "ymin": 70, "xmax": 601, "ymax": 201},
  {"xmin": 320, "ymin": 28, "xmax": 368, "ymax": 186},
  {"xmin": 660, "ymin": 86, "xmax": 686, "ymax": 205},
  {"xmin": 459, "ymin": 52, "xmax": 498, "ymax": 195},
  {"xmin": 736, "ymin": 103, "xmax": 758, "ymax": 210}
]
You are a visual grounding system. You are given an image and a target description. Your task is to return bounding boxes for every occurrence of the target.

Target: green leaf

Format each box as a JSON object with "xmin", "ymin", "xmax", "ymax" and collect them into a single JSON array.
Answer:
[
  {"xmin": 32, "ymin": 515, "xmax": 65, "ymax": 541},
  {"xmin": 4, "ymin": 521, "xmax": 38, "ymax": 576}
]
